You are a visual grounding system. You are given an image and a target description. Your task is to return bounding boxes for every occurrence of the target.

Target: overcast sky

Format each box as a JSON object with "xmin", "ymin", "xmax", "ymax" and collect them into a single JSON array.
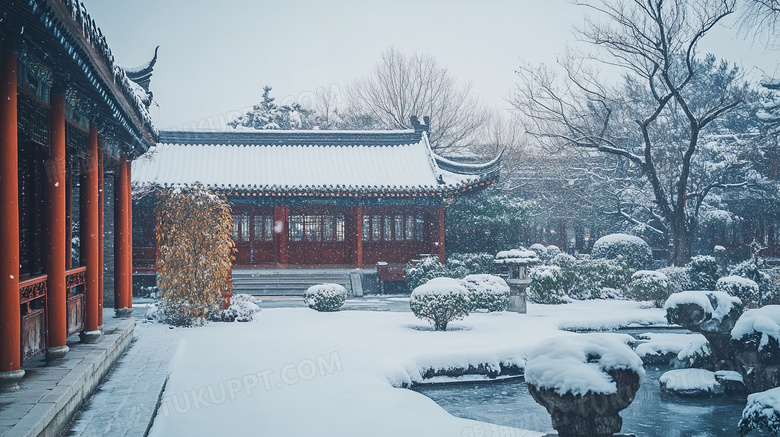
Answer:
[{"xmin": 82, "ymin": 0, "xmax": 779, "ymax": 131}]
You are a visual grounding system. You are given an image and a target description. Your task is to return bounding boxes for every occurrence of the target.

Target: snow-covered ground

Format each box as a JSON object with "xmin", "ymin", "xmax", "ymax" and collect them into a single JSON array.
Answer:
[{"xmin": 148, "ymin": 299, "xmax": 666, "ymax": 437}]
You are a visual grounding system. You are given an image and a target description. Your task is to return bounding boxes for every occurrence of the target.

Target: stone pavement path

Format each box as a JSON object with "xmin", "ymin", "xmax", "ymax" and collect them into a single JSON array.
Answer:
[{"xmin": 64, "ymin": 310, "xmax": 182, "ymax": 437}]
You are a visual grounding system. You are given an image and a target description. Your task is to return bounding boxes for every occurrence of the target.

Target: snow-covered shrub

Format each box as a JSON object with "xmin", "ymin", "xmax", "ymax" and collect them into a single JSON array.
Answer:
[
  {"xmin": 155, "ymin": 184, "xmax": 234, "ymax": 326},
  {"xmin": 739, "ymin": 387, "xmax": 780, "ymax": 436},
  {"xmin": 569, "ymin": 257, "xmax": 632, "ymax": 300},
  {"xmin": 730, "ymin": 260, "xmax": 779, "ymax": 305},
  {"xmin": 210, "ymin": 293, "xmax": 261, "ymax": 322},
  {"xmin": 546, "ymin": 245, "xmax": 562, "ymax": 259},
  {"xmin": 528, "ymin": 266, "xmax": 569, "ymax": 304},
  {"xmin": 447, "ymin": 252, "xmax": 496, "ymax": 275},
  {"xmin": 717, "ymin": 276, "xmax": 760, "ymax": 305},
  {"xmin": 305, "ymin": 284, "xmax": 347, "ymax": 312},
  {"xmin": 627, "ymin": 270, "xmax": 672, "ymax": 308},
  {"xmin": 551, "ymin": 253, "xmax": 578, "ymax": 293},
  {"xmin": 410, "ymin": 277, "xmax": 471, "ymax": 330},
  {"xmin": 529, "ymin": 243, "xmax": 548, "ymax": 261},
  {"xmin": 687, "ymin": 255, "xmax": 720, "ymax": 290},
  {"xmin": 403, "ymin": 256, "xmax": 450, "ymax": 291},
  {"xmin": 658, "ymin": 266, "xmax": 695, "ymax": 294},
  {"xmin": 460, "ymin": 274, "xmax": 510, "ymax": 312},
  {"xmin": 591, "ymin": 233, "xmax": 653, "ymax": 270}
]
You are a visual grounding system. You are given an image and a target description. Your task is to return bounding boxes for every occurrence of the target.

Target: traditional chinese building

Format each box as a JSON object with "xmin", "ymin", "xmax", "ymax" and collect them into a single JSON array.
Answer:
[
  {"xmin": 0, "ymin": 0, "xmax": 156, "ymax": 391},
  {"xmin": 131, "ymin": 125, "xmax": 500, "ymax": 284}
]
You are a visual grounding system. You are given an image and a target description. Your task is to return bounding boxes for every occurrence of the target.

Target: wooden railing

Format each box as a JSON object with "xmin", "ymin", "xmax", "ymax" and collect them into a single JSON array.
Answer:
[
  {"xmin": 19, "ymin": 275, "xmax": 47, "ymax": 362},
  {"xmin": 66, "ymin": 266, "xmax": 87, "ymax": 336}
]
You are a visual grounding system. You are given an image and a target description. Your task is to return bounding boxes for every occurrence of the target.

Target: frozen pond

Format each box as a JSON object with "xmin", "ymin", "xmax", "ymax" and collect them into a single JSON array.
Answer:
[
  {"xmin": 414, "ymin": 329, "xmax": 769, "ymax": 436},
  {"xmin": 414, "ymin": 366, "xmax": 769, "ymax": 436}
]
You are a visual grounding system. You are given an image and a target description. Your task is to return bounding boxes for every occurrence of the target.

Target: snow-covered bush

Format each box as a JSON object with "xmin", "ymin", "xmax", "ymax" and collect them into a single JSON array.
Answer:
[
  {"xmin": 551, "ymin": 253, "xmax": 578, "ymax": 293},
  {"xmin": 687, "ymin": 255, "xmax": 720, "ymax": 290},
  {"xmin": 528, "ymin": 266, "xmax": 569, "ymax": 304},
  {"xmin": 591, "ymin": 233, "xmax": 653, "ymax": 270},
  {"xmin": 546, "ymin": 245, "xmax": 562, "ymax": 259},
  {"xmin": 658, "ymin": 266, "xmax": 696, "ymax": 294},
  {"xmin": 568, "ymin": 257, "xmax": 632, "ymax": 300},
  {"xmin": 210, "ymin": 293, "xmax": 261, "ymax": 322},
  {"xmin": 448, "ymin": 252, "xmax": 496, "ymax": 275},
  {"xmin": 627, "ymin": 270, "xmax": 672, "ymax": 308},
  {"xmin": 460, "ymin": 274, "xmax": 510, "ymax": 312},
  {"xmin": 305, "ymin": 284, "xmax": 347, "ymax": 312},
  {"xmin": 403, "ymin": 256, "xmax": 450, "ymax": 291},
  {"xmin": 155, "ymin": 184, "xmax": 234, "ymax": 326},
  {"xmin": 529, "ymin": 243, "xmax": 549, "ymax": 261},
  {"xmin": 730, "ymin": 260, "xmax": 779, "ymax": 306},
  {"xmin": 717, "ymin": 276, "xmax": 760, "ymax": 305},
  {"xmin": 410, "ymin": 277, "xmax": 471, "ymax": 330},
  {"xmin": 739, "ymin": 387, "xmax": 780, "ymax": 436}
]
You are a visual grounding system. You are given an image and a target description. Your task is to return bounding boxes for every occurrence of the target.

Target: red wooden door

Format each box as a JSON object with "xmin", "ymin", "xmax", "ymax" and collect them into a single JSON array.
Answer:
[
  {"xmin": 232, "ymin": 206, "xmax": 275, "ymax": 266},
  {"xmin": 287, "ymin": 208, "xmax": 349, "ymax": 265}
]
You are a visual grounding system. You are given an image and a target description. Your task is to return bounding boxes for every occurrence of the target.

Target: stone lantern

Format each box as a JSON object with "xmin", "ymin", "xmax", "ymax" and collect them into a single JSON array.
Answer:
[{"xmin": 494, "ymin": 249, "xmax": 540, "ymax": 314}]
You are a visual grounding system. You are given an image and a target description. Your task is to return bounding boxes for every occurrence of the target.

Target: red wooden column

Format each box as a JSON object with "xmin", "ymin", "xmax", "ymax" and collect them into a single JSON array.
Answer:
[
  {"xmin": 274, "ymin": 205, "xmax": 288, "ymax": 265},
  {"xmin": 80, "ymin": 124, "xmax": 101, "ymax": 343},
  {"xmin": 437, "ymin": 206, "xmax": 446, "ymax": 263},
  {"xmin": 125, "ymin": 158, "xmax": 133, "ymax": 310},
  {"xmin": 114, "ymin": 154, "xmax": 130, "ymax": 316},
  {"xmin": 354, "ymin": 207, "xmax": 363, "ymax": 269},
  {"xmin": 44, "ymin": 90, "xmax": 69, "ymax": 361},
  {"xmin": 97, "ymin": 144, "xmax": 104, "ymax": 326},
  {"xmin": 0, "ymin": 48, "xmax": 24, "ymax": 391}
]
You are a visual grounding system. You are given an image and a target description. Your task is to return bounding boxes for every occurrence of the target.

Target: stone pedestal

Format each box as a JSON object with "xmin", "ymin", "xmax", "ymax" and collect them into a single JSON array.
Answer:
[
  {"xmin": 0, "ymin": 369, "xmax": 25, "ymax": 393},
  {"xmin": 507, "ymin": 279, "xmax": 528, "ymax": 314},
  {"xmin": 79, "ymin": 330, "xmax": 102, "ymax": 344},
  {"xmin": 114, "ymin": 307, "xmax": 134, "ymax": 318},
  {"xmin": 45, "ymin": 345, "xmax": 70, "ymax": 362}
]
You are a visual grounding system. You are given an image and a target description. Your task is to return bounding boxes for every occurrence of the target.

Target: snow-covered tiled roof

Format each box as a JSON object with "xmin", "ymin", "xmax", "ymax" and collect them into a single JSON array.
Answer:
[{"xmin": 132, "ymin": 130, "xmax": 499, "ymax": 197}]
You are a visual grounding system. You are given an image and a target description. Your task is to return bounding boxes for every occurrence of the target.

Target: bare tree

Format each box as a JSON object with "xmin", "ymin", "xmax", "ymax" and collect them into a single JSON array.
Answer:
[
  {"xmin": 513, "ymin": 0, "xmax": 749, "ymax": 266},
  {"xmin": 347, "ymin": 47, "xmax": 486, "ymax": 154},
  {"xmin": 737, "ymin": 0, "xmax": 780, "ymax": 47}
]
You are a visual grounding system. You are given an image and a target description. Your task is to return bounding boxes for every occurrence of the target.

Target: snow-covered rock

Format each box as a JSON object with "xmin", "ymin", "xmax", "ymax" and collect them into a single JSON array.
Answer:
[
  {"xmin": 665, "ymin": 291, "xmax": 743, "ymax": 366},
  {"xmin": 664, "ymin": 291, "xmax": 743, "ymax": 333},
  {"xmin": 460, "ymin": 274, "xmax": 509, "ymax": 312},
  {"xmin": 410, "ymin": 278, "xmax": 470, "ymax": 331},
  {"xmin": 732, "ymin": 305, "xmax": 780, "ymax": 349},
  {"xmin": 659, "ymin": 369, "xmax": 723, "ymax": 396},
  {"xmin": 304, "ymin": 284, "xmax": 347, "ymax": 312},
  {"xmin": 677, "ymin": 336, "xmax": 712, "ymax": 368},
  {"xmin": 634, "ymin": 332, "xmax": 706, "ymax": 365}
]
